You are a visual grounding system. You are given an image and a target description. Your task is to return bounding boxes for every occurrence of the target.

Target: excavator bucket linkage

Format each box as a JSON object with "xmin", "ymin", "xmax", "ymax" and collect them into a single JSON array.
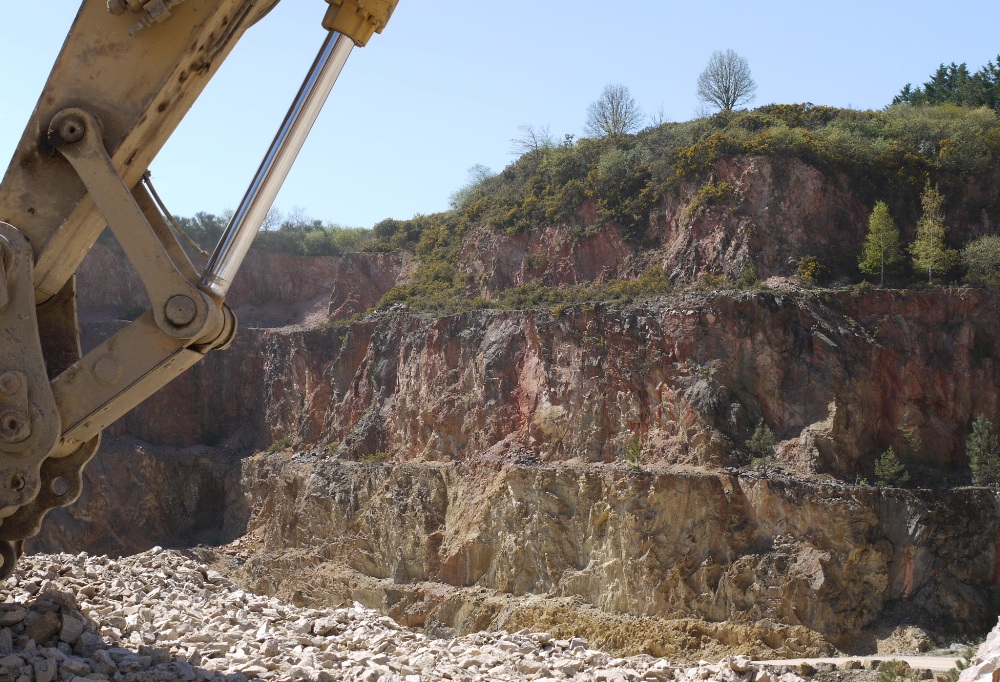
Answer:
[{"xmin": 0, "ymin": 0, "xmax": 397, "ymax": 576}]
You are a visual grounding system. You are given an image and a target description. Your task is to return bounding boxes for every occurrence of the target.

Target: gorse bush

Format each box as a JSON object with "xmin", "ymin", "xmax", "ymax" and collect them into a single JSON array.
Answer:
[
  {"xmin": 876, "ymin": 660, "xmax": 912, "ymax": 682},
  {"xmin": 452, "ymin": 135, "xmax": 656, "ymax": 239},
  {"xmin": 624, "ymin": 436, "xmax": 642, "ymax": 468}
]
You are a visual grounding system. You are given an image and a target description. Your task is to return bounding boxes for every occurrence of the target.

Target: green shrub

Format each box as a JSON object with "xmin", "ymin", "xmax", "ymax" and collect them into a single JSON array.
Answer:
[
  {"xmin": 962, "ymin": 235, "xmax": 1000, "ymax": 285},
  {"xmin": 942, "ymin": 647, "xmax": 975, "ymax": 682},
  {"xmin": 737, "ymin": 263, "xmax": 760, "ymax": 288},
  {"xmin": 746, "ymin": 421, "xmax": 776, "ymax": 464},
  {"xmin": 524, "ymin": 253, "xmax": 549, "ymax": 271},
  {"xmin": 684, "ymin": 180, "xmax": 734, "ymax": 220},
  {"xmin": 587, "ymin": 145, "xmax": 657, "ymax": 241},
  {"xmin": 624, "ymin": 436, "xmax": 642, "ymax": 468},
  {"xmin": 359, "ymin": 451, "xmax": 391, "ymax": 466},
  {"xmin": 265, "ymin": 437, "xmax": 291, "ymax": 454},
  {"xmin": 876, "ymin": 660, "xmax": 912, "ymax": 682},
  {"xmin": 874, "ymin": 448, "xmax": 910, "ymax": 487}
]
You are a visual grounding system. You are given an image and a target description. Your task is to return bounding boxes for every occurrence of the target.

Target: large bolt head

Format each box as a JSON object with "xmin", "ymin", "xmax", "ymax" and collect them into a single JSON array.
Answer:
[
  {"xmin": 107, "ymin": 0, "xmax": 128, "ymax": 15},
  {"xmin": 0, "ymin": 373, "xmax": 22, "ymax": 397},
  {"xmin": 49, "ymin": 112, "xmax": 86, "ymax": 145},
  {"xmin": 165, "ymin": 295, "xmax": 197, "ymax": 327}
]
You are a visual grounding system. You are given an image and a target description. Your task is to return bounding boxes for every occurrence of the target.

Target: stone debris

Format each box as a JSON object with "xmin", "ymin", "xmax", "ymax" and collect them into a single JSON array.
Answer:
[
  {"xmin": 960, "ymin": 620, "xmax": 1000, "ymax": 682},
  {"xmin": 0, "ymin": 549, "xmax": 809, "ymax": 682}
]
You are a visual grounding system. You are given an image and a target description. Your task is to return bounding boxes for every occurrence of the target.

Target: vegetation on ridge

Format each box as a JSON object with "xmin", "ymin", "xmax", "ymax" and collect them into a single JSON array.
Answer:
[
  {"xmin": 357, "ymin": 100, "xmax": 1000, "ymax": 313},
  {"xmin": 894, "ymin": 55, "xmax": 1000, "ymax": 111},
  {"xmin": 155, "ymin": 98, "xmax": 1000, "ymax": 314}
]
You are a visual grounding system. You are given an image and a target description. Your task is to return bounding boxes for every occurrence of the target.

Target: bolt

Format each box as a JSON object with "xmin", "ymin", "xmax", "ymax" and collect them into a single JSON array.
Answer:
[
  {"xmin": 59, "ymin": 117, "xmax": 85, "ymax": 144},
  {"xmin": 51, "ymin": 476, "xmax": 70, "ymax": 497},
  {"xmin": 0, "ymin": 411, "xmax": 29, "ymax": 443},
  {"xmin": 0, "ymin": 373, "xmax": 21, "ymax": 397},
  {"xmin": 107, "ymin": 0, "xmax": 128, "ymax": 15},
  {"xmin": 165, "ymin": 295, "xmax": 197, "ymax": 327},
  {"xmin": 49, "ymin": 112, "xmax": 87, "ymax": 146}
]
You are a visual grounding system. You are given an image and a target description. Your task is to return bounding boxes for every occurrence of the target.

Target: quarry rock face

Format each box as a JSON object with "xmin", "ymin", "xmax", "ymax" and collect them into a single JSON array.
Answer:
[
  {"xmin": 29, "ymin": 436, "xmax": 245, "ymax": 557},
  {"xmin": 110, "ymin": 289, "xmax": 998, "ymax": 477},
  {"xmin": 449, "ymin": 156, "xmax": 1000, "ymax": 289},
  {"xmin": 76, "ymin": 245, "xmax": 408, "ymax": 328},
  {"xmin": 53, "ymin": 154, "xmax": 1000, "ymax": 653},
  {"xmin": 230, "ymin": 456, "xmax": 999, "ymax": 648},
  {"xmin": 33, "ymin": 289, "xmax": 1000, "ymax": 651}
]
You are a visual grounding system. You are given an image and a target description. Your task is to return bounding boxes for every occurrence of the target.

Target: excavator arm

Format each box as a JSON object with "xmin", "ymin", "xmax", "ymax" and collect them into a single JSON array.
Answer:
[{"xmin": 0, "ymin": 0, "xmax": 397, "ymax": 574}]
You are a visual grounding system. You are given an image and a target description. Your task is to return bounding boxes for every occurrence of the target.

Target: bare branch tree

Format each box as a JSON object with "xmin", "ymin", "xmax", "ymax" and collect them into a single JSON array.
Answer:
[
  {"xmin": 510, "ymin": 124, "xmax": 554, "ymax": 155},
  {"xmin": 584, "ymin": 84, "xmax": 643, "ymax": 138},
  {"xmin": 260, "ymin": 206, "xmax": 283, "ymax": 231},
  {"xmin": 697, "ymin": 49, "xmax": 757, "ymax": 112},
  {"xmin": 448, "ymin": 164, "xmax": 495, "ymax": 208},
  {"xmin": 647, "ymin": 104, "xmax": 668, "ymax": 128}
]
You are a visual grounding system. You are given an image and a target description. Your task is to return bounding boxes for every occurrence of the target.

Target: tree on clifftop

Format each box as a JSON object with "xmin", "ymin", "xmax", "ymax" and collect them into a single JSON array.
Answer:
[
  {"xmin": 584, "ymin": 84, "xmax": 643, "ymax": 138},
  {"xmin": 697, "ymin": 49, "xmax": 757, "ymax": 112},
  {"xmin": 858, "ymin": 201, "xmax": 903, "ymax": 286},
  {"xmin": 909, "ymin": 182, "xmax": 958, "ymax": 283}
]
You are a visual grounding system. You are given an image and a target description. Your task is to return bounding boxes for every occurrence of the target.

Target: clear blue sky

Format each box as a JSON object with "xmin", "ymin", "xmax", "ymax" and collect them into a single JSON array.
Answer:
[{"xmin": 2, "ymin": 1, "xmax": 999, "ymax": 229}]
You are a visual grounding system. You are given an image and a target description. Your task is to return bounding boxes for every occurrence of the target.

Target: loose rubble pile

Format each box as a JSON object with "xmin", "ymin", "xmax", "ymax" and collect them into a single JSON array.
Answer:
[
  {"xmin": 960, "ymin": 622, "xmax": 1000, "ymax": 682},
  {"xmin": 0, "ymin": 549, "xmax": 809, "ymax": 682}
]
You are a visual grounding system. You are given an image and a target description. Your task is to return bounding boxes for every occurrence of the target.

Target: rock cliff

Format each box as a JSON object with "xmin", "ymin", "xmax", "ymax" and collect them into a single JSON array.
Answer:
[
  {"xmin": 96, "ymin": 289, "xmax": 998, "ymax": 477},
  {"xmin": 33, "ymin": 288, "xmax": 1000, "ymax": 654},
  {"xmin": 230, "ymin": 455, "xmax": 999, "ymax": 649},
  {"xmin": 446, "ymin": 155, "xmax": 999, "ymax": 293},
  {"xmin": 75, "ymin": 244, "xmax": 409, "ymax": 329},
  {"xmin": 39, "ymin": 151, "xmax": 1000, "ymax": 656}
]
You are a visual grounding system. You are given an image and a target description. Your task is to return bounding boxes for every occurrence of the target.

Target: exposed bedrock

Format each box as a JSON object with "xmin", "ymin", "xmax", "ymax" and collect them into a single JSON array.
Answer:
[
  {"xmin": 32, "ymin": 447, "xmax": 1000, "ymax": 651},
  {"xmin": 102, "ymin": 288, "xmax": 998, "ymax": 477}
]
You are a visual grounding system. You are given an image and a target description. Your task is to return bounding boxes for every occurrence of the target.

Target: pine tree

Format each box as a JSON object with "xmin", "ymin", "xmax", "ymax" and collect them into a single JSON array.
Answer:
[
  {"xmin": 858, "ymin": 201, "xmax": 903, "ymax": 286},
  {"xmin": 746, "ymin": 421, "xmax": 775, "ymax": 464},
  {"xmin": 909, "ymin": 182, "xmax": 958, "ymax": 283},
  {"xmin": 874, "ymin": 448, "xmax": 910, "ymax": 487},
  {"xmin": 967, "ymin": 416, "xmax": 1000, "ymax": 486}
]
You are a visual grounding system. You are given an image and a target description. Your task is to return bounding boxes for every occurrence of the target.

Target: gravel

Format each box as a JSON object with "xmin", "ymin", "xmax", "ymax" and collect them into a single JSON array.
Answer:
[{"xmin": 0, "ymin": 548, "xmax": 809, "ymax": 682}]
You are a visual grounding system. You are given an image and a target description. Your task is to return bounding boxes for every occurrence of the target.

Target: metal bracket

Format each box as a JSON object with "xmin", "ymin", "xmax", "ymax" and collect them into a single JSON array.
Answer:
[
  {"xmin": 48, "ymin": 108, "xmax": 214, "ymax": 341},
  {"xmin": 323, "ymin": 0, "xmax": 398, "ymax": 46},
  {"xmin": 0, "ymin": 437, "xmax": 99, "ymax": 544},
  {"xmin": 0, "ymin": 224, "xmax": 61, "ymax": 522}
]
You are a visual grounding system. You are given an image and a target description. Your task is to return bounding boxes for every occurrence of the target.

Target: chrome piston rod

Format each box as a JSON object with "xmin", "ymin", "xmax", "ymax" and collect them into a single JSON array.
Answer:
[{"xmin": 201, "ymin": 31, "xmax": 355, "ymax": 298}]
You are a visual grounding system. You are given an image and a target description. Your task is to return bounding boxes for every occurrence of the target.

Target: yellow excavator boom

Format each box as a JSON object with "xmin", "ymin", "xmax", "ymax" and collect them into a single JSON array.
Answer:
[{"xmin": 0, "ymin": 0, "xmax": 397, "ymax": 574}]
